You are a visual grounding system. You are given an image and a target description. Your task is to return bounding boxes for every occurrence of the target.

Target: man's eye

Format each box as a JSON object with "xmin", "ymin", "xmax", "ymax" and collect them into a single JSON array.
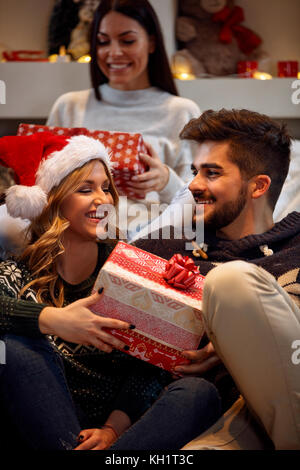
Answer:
[{"xmin": 207, "ymin": 170, "xmax": 220, "ymax": 178}]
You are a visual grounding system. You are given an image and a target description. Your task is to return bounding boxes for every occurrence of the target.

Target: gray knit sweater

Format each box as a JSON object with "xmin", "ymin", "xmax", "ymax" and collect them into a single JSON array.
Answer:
[{"xmin": 47, "ymin": 84, "xmax": 200, "ymax": 205}]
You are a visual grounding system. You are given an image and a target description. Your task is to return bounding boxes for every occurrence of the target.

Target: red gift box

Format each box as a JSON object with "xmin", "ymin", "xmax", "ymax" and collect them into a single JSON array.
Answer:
[
  {"xmin": 237, "ymin": 60, "xmax": 258, "ymax": 78},
  {"xmin": 277, "ymin": 61, "xmax": 298, "ymax": 78},
  {"xmin": 17, "ymin": 123, "xmax": 148, "ymax": 199},
  {"xmin": 90, "ymin": 242, "xmax": 205, "ymax": 373}
]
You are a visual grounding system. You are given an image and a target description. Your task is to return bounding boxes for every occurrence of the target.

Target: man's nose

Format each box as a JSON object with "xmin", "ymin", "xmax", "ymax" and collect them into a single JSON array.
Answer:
[{"xmin": 188, "ymin": 174, "xmax": 207, "ymax": 194}]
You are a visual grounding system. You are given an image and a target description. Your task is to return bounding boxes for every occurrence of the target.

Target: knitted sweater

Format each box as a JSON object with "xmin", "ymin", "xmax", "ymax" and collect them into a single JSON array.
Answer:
[
  {"xmin": 0, "ymin": 243, "xmax": 172, "ymax": 426},
  {"xmin": 135, "ymin": 212, "xmax": 300, "ymax": 308},
  {"xmin": 47, "ymin": 84, "xmax": 200, "ymax": 206}
]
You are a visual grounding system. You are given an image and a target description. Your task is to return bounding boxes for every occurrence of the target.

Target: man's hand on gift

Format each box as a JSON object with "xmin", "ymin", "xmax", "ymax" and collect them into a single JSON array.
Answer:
[
  {"xmin": 174, "ymin": 341, "xmax": 221, "ymax": 376},
  {"xmin": 126, "ymin": 142, "xmax": 169, "ymax": 196}
]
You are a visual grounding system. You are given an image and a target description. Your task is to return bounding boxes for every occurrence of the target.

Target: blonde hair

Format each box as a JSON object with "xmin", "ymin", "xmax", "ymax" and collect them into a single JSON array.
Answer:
[{"xmin": 19, "ymin": 160, "xmax": 118, "ymax": 307}]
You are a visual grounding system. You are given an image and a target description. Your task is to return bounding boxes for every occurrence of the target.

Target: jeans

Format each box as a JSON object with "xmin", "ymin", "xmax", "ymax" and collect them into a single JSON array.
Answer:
[
  {"xmin": 0, "ymin": 334, "xmax": 81, "ymax": 450},
  {"xmin": 111, "ymin": 377, "xmax": 222, "ymax": 450},
  {"xmin": 0, "ymin": 334, "xmax": 222, "ymax": 451}
]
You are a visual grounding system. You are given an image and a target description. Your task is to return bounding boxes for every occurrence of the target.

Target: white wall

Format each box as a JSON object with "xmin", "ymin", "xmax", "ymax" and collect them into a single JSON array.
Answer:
[
  {"xmin": 0, "ymin": 0, "xmax": 55, "ymax": 51},
  {"xmin": 237, "ymin": 0, "xmax": 300, "ymax": 76}
]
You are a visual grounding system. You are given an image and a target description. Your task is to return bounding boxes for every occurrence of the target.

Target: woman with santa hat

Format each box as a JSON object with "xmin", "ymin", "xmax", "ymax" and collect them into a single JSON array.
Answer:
[{"xmin": 0, "ymin": 131, "xmax": 175, "ymax": 450}]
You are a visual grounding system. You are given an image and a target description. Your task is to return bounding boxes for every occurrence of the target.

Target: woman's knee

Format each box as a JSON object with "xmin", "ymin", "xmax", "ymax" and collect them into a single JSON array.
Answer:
[
  {"xmin": 0, "ymin": 334, "xmax": 58, "ymax": 374},
  {"xmin": 165, "ymin": 377, "xmax": 221, "ymax": 414}
]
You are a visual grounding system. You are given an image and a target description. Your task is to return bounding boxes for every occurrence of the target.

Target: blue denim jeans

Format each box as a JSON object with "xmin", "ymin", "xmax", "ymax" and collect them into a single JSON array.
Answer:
[
  {"xmin": 0, "ymin": 335, "xmax": 222, "ymax": 451},
  {"xmin": 111, "ymin": 377, "xmax": 222, "ymax": 450},
  {"xmin": 0, "ymin": 334, "xmax": 81, "ymax": 450}
]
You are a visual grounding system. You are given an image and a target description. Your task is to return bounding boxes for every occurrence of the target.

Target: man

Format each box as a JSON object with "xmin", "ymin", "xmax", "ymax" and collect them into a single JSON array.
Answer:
[{"xmin": 110, "ymin": 109, "xmax": 300, "ymax": 451}]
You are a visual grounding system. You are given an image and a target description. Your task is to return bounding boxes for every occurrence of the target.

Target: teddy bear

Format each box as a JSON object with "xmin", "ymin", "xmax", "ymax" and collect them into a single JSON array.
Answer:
[
  {"xmin": 68, "ymin": 0, "xmax": 101, "ymax": 59},
  {"xmin": 48, "ymin": 0, "xmax": 100, "ymax": 59},
  {"xmin": 174, "ymin": 0, "xmax": 266, "ymax": 77}
]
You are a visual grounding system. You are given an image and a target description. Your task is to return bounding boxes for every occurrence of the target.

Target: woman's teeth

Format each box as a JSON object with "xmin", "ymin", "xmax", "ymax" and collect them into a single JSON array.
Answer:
[
  {"xmin": 109, "ymin": 64, "xmax": 129, "ymax": 69},
  {"xmin": 87, "ymin": 213, "xmax": 101, "ymax": 219}
]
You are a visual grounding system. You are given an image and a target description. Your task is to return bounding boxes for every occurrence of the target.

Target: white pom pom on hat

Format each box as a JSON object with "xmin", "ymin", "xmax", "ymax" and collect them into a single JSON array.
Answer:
[{"xmin": 0, "ymin": 132, "xmax": 111, "ymax": 220}]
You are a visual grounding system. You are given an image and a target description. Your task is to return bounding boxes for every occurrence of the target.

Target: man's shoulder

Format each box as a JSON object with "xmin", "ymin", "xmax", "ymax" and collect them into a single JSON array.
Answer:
[{"xmin": 133, "ymin": 227, "xmax": 194, "ymax": 259}]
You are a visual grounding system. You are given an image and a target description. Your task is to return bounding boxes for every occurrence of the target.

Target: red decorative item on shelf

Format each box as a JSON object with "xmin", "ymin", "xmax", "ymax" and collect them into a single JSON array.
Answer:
[
  {"xmin": 237, "ymin": 60, "xmax": 258, "ymax": 78},
  {"xmin": 3, "ymin": 50, "xmax": 48, "ymax": 61},
  {"xmin": 213, "ymin": 6, "xmax": 262, "ymax": 55},
  {"xmin": 17, "ymin": 123, "xmax": 148, "ymax": 199},
  {"xmin": 277, "ymin": 61, "xmax": 298, "ymax": 78},
  {"xmin": 90, "ymin": 242, "xmax": 205, "ymax": 373},
  {"xmin": 164, "ymin": 254, "xmax": 199, "ymax": 290}
]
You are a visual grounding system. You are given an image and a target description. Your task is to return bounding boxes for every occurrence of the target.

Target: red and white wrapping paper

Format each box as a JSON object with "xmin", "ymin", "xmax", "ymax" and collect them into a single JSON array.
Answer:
[
  {"xmin": 90, "ymin": 242, "xmax": 205, "ymax": 373},
  {"xmin": 17, "ymin": 123, "xmax": 147, "ymax": 199}
]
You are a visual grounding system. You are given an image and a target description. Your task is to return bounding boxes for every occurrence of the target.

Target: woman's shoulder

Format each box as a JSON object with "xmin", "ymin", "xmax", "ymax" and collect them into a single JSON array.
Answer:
[
  {"xmin": 160, "ymin": 91, "xmax": 201, "ymax": 116},
  {"xmin": 0, "ymin": 258, "xmax": 29, "ymax": 277},
  {"xmin": 0, "ymin": 258, "xmax": 30, "ymax": 293},
  {"xmin": 51, "ymin": 89, "xmax": 92, "ymax": 108}
]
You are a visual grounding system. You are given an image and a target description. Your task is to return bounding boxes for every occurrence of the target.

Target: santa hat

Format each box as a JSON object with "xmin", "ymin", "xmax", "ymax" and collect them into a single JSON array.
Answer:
[{"xmin": 0, "ymin": 131, "xmax": 111, "ymax": 220}]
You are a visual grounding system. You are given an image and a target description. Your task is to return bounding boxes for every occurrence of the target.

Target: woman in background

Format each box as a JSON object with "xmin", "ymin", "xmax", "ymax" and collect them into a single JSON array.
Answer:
[{"xmin": 47, "ymin": 0, "xmax": 200, "ymax": 232}]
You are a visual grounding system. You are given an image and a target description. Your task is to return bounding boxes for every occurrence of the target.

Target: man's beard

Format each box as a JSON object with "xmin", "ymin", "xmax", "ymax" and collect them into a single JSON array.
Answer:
[{"xmin": 193, "ymin": 183, "xmax": 248, "ymax": 232}]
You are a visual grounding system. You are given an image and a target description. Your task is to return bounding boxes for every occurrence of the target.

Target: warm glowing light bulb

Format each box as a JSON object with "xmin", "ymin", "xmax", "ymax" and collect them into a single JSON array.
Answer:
[
  {"xmin": 77, "ymin": 55, "xmax": 91, "ymax": 63},
  {"xmin": 253, "ymin": 71, "xmax": 272, "ymax": 80}
]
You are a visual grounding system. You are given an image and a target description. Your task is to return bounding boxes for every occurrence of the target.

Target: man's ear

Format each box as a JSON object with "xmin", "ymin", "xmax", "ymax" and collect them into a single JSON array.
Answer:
[{"xmin": 250, "ymin": 174, "xmax": 271, "ymax": 200}]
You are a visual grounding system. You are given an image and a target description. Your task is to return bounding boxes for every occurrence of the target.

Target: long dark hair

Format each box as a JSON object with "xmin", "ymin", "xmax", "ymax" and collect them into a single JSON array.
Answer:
[{"xmin": 90, "ymin": 0, "xmax": 178, "ymax": 99}]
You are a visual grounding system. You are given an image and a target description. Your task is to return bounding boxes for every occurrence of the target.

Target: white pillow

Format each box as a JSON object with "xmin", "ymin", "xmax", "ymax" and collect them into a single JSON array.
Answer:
[{"xmin": 274, "ymin": 140, "xmax": 300, "ymax": 221}]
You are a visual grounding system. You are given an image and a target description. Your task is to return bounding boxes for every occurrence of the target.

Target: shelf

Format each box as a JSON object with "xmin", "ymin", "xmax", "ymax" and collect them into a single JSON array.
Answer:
[
  {"xmin": 176, "ymin": 78, "xmax": 300, "ymax": 119},
  {"xmin": 0, "ymin": 62, "xmax": 299, "ymax": 119}
]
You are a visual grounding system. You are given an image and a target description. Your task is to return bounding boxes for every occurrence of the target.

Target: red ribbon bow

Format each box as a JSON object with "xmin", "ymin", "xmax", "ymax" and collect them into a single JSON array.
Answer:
[
  {"xmin": 212, "ymin": 6, "xmax": 262, "ymax": 55},
  {"xmin": 164, "ymin": 254, "xmax": 199, "ymax": 290}
]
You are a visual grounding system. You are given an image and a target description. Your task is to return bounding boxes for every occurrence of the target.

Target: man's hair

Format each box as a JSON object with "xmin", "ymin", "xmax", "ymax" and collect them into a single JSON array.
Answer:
[{"xmin": 180, "ymin": 109, "xmax": 291, "ymax": 210}]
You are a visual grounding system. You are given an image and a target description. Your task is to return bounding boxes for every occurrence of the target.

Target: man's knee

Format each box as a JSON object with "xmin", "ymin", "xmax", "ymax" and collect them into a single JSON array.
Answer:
[
  {"xmin": 201, "ymin": 261, "xmax": 271, "ymax": 331},
  {"xmin": 204, "ymin": 261, "xmax": 257, "ymax": 291}
]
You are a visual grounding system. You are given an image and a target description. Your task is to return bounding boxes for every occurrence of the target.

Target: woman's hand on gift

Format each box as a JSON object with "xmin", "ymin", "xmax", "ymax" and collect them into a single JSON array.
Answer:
[
  {"xmin": 39, "ymin": 289, "xmax": 132, "ymax": 353},
  {"xmin": 126, "ymin": 142, "xmax": 169, "ymax": 196},
  {"xmin": 174, "ymin": 342, "xmax": 221, "ymax": 376}
]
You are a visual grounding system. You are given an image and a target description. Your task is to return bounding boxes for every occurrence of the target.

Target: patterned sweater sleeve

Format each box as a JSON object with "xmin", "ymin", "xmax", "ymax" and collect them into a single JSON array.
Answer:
[{"xmin": 0, "ymin": 260, "xmax": 47, "ymax": 337}]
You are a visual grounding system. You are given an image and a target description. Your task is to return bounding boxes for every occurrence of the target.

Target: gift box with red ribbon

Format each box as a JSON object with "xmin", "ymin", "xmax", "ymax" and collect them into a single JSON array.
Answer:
[
  {"xmin": 90, "ymin": 241, "xmax": 205, "ymax": 373},
  {"xmin": 17, "ymin": 123, "xmax": 147, "ymax": 199}
]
